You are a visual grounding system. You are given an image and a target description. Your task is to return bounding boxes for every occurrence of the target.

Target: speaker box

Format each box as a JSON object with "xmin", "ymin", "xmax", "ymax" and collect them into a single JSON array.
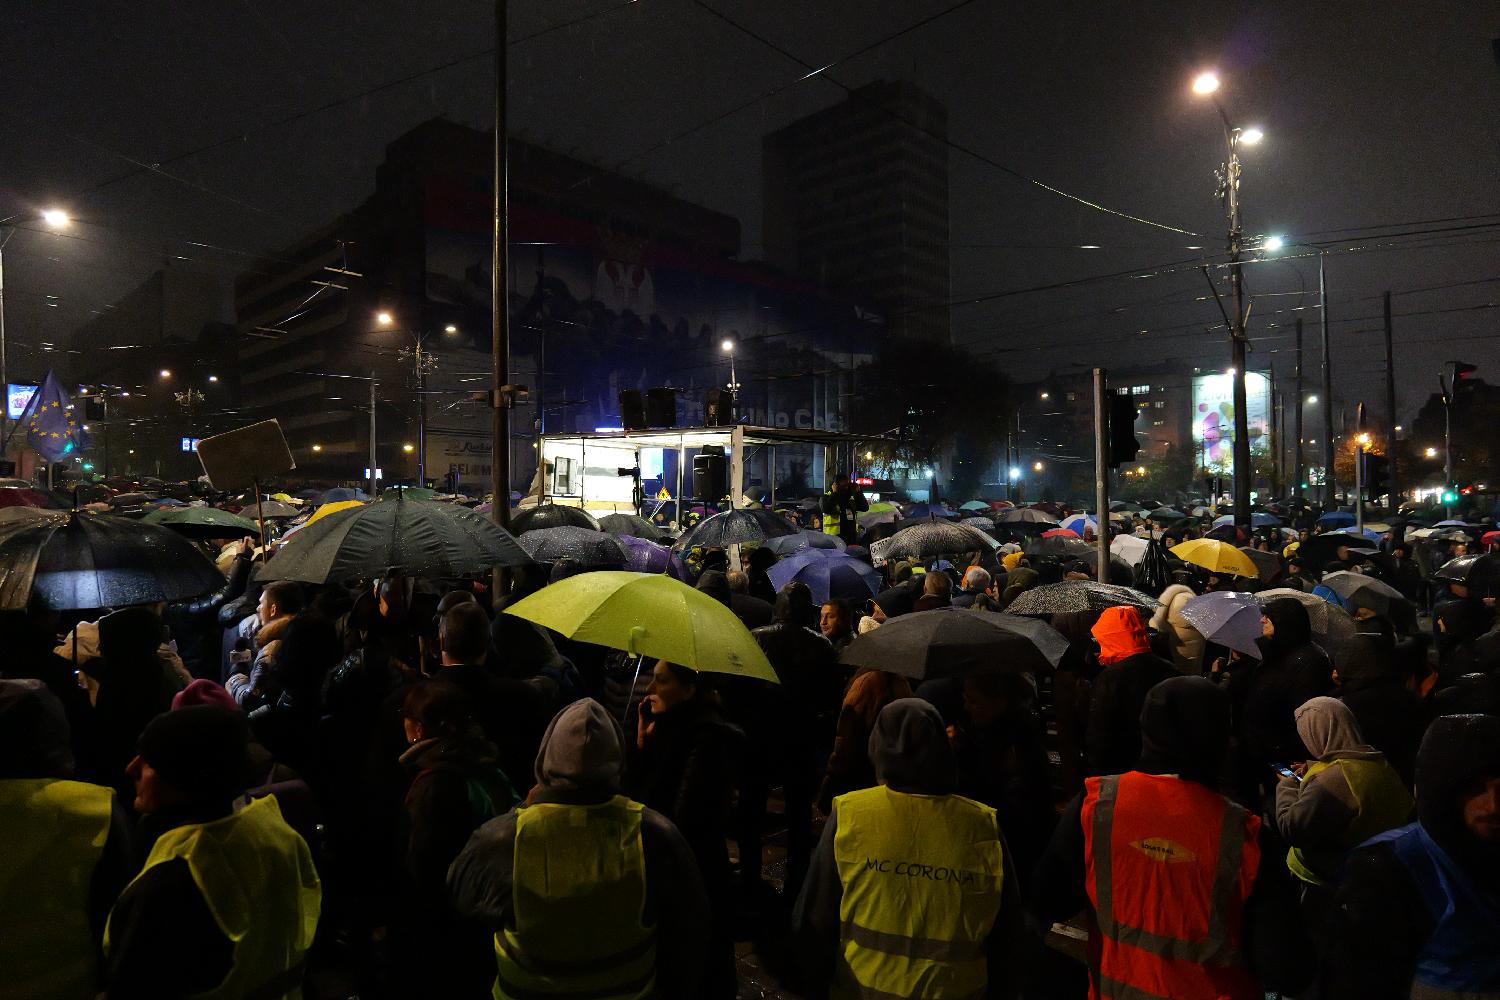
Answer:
[
  {"xmin": 693, "ymin": 447, "xmax": 727, "ymax": 501},
  {"xmin": 704, "ymin": 389, "xmax": 731, "ymax": 427},
  {"xmin": 195, "ymin": 420, "xmax": 296, "ymax": 491},
  {"xmin": 645, "ymin": 387, "xmax": 676, "ymax": 427},
  {"xmin": 619, "ymin": 390, "xmax": 646, "ymax": 430}
]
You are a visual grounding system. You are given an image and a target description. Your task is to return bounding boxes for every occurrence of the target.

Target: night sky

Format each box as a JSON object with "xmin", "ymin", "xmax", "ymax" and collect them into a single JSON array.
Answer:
[{"xmin": 3, "ymin": 1, "xmax": 1497, "ymax": 425}]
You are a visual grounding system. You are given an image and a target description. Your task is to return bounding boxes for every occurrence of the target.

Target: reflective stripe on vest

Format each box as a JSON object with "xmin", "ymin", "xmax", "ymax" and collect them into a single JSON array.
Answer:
[
  {"xmin": 1287, "ymin": 757, "xmax": 1413, "ymax": 885},
  {"xmin": 0, "ymin": 778, "xmax": 113, "ymax": 999},
  {"xmin": 495, "ymin": 796, "xmax": 656, "ymax": 1000},
  {"xmin": 832, "ymin": 785, "xmax": 1004, "ymax": 1000},
  {"xmin": 1084, "ymin": 773, "xmax": 1260, "ymax": 1000},
  {"xmin": 105, "ymin": 795, "xmax": 322, "ymax": 1000}
]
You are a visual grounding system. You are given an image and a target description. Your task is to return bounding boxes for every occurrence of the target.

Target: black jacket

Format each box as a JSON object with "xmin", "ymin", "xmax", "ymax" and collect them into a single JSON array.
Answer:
[{"xmin": 1084, "ymin": 651, "xmax": 1177, "ymax": 776}]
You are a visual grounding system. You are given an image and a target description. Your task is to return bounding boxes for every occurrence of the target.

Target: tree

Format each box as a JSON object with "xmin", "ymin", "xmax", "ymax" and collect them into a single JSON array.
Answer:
[
  {"xmin": 1117, "ymin": 442, "xmax": 1198, "ymax": 501},
  {"xmin": 851, "ymin": 339, "xmax": 1010, "ymax": 493}
]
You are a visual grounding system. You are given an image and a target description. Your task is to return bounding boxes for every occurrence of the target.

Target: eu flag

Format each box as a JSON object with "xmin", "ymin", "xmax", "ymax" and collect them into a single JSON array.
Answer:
[{"xmin": 15, "ymin": 371, "xmax": 88, "ymax": 463}]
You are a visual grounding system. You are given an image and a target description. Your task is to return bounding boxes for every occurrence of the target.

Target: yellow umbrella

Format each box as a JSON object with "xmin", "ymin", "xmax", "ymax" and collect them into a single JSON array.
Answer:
[
  {"xmin": 270, "ymin": 492, "xmax": 294, "ymax": 502},
  {"xmin": 503, "ymin": 571, "xmax": 777, "ymax": 682},
  {"xmin": 1170, "ymin": 539, "xmax": 1260, "ymax": 579},
  {"xmin": 306, "ymin": 499, "xmax": 363, "ymax": 526}
]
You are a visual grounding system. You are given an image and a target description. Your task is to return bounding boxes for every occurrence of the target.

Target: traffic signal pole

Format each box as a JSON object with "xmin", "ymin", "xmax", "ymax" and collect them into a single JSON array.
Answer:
[{"xmin": 1093, "ymin": 368, "xmax": 1110, "ymax": 583}]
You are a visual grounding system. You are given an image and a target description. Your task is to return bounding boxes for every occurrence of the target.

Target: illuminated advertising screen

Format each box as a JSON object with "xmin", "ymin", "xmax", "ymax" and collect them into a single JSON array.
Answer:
[
  {"xmin": 7, "ymin": 384, "xmax": 37, "ymax": 420},
  {"xmin": 1192, "ymin": 371, "xmax": 1270, "ymax": 466}
]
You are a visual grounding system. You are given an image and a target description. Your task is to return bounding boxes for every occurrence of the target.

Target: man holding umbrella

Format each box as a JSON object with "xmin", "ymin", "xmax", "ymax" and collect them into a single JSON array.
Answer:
[{"xmin": 820, "ymin": 472, "xmax": 869, "ymax": 546}]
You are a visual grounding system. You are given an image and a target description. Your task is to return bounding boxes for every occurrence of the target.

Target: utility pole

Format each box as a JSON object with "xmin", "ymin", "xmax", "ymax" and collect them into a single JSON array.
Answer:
[
  {"xmin": 1383, "ymin": 291, "xmax": 1398, "ymax": 507},
  {"xmin": 1355, "ymin": 402, "xmax": 1368, "ymax": 534},
  {"xmin": 1320, "ymin": 254, "xmax": 1335, "ymax": 507},
  {"xmin": 490, "ymin": 0, "xmax": 512, "ymax": 554},
  {"xmin": 1293, "ymin": 318, "xmax": 1304, "ymax": 500},
  {"xmin": 1221, "ymin": 133, "xmax": 1253, "ymax": 532},
  {"xmin": 1092, "ymin": 368, "xmax": 1110, "ymax": 583},
  {"xmin": 368, "ymin": 374, "xmax": 378, "ymax": 497}
]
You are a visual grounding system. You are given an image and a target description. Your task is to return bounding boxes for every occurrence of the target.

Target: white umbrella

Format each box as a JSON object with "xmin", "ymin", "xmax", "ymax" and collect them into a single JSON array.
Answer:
[{"xmin": 1110, "ymin": 533, "xmax": 1149, "ymax": 567}]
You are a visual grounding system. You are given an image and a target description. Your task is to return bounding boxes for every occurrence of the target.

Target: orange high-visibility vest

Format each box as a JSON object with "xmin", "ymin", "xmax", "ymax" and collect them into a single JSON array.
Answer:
[{"xmin": 1081, "ymin": 772, "xmax": 1261, "ymax": 1000}]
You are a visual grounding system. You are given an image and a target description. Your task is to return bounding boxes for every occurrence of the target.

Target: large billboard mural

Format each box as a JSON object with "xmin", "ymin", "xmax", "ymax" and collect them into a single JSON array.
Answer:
[{"xmin": 1192, "ymin": 371, "xmax": 1270, "ymax": 469}]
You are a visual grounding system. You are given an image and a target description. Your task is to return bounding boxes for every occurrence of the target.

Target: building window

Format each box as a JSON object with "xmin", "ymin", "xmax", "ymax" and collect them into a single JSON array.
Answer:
[
  {"xmin": 1065, "ymin": 392, "xmax": 1079, "ymax": 402},
  {"xmin": 1154, "ymin": 401, "xmax": 1166, "ymax": 409},
  {"xmin": 1131, "ymin": 385, "xmax": 1150, "ymax": 394}
]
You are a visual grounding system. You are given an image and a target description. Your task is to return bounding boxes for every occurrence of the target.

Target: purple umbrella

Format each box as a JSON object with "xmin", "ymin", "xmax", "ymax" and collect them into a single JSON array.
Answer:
[
  {"xmin": 1176, "ymin": 591, "xmax": 1263, "ymax": 659},
  {"xmin": 767, "ymin": 549, "xmax": 883, "ymax": 604},
  {"xmin": 617, "ymin": 534, "xmax": 672, "ymax": 573}
]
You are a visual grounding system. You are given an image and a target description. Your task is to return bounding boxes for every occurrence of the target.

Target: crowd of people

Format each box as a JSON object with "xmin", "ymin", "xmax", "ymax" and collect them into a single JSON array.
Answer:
[{"xmin": 2, "ymin": 482, "xmax": 1499, "ymax": 999}]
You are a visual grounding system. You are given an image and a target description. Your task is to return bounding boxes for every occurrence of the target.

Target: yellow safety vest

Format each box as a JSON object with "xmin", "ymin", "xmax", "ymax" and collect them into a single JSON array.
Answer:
[
  {"xmin": 822, "ymin": 492, "xmax": 844, "ymax": 535},
  {"xmin": 0, "ymin": 778, "xmax": 114, "ymax": 999},
  {"xmin": 105, "ymin": 794, "xmax": 321, "ymax": 1000},
  {"xmin": 1287, "ymin": 756, "xmax": 1414, "ymax": 885},
  {"xmin": 832, "ymin": 785, "xmax": 1005, "ymax": 999},
  {"xmin": 495, "ymin": 796, "xmax": 657, "ymax": 1000}
]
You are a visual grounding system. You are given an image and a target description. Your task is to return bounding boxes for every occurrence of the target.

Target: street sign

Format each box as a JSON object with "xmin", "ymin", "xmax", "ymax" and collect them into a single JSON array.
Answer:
[
  {"xmin": 179, "ymin": 437, "xmax": 201, "ymax": 453},
  {"xmin": 6, "ymin": 384, "xmax": 37, "ymax": 420}
]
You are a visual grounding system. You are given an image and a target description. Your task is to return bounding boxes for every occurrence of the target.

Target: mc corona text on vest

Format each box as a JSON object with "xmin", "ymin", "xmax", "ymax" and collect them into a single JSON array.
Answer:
[{"xmin": 862, "ymin": 858, "xmax": 980, "ymax": 885}]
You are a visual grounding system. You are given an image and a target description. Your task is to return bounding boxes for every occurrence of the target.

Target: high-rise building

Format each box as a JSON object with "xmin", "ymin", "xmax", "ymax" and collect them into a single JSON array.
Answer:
[{"xmin": 763, "ymin": 80, "xmax": 950, "ymax": 343}]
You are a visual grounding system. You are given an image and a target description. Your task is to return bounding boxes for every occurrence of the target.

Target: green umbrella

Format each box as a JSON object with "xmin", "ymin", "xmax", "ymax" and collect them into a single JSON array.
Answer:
[
  {"xmin": 503, "ymin": 571, "xmax": 778, "ymax": 683},
  {"xmin": 391, "ymin": 486, "xmax": 437, "ymax": 501},
  {"xmin": 142, "ymin": 506, "xmax": 261, "ymax": 539}
]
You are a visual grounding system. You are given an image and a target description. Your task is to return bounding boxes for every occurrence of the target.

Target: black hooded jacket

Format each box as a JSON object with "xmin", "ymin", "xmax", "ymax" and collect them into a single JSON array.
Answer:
[
  {"xmin": 1233, "ymin": 598, "xmax": 1330, "ymax": 776},
  {"xmin": 1320, "ymin": 714, "xmax": 1500, "ymax": 998},
  {"xmin": 1336, "ymin": 636, "xmax": 1427, "ymax": 784}
]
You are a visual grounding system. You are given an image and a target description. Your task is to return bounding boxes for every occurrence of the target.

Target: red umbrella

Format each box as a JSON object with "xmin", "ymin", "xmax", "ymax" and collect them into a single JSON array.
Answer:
[
  {"xmin": 1482, "ymin": 530, "xmax": 1500, "ymax": 547},
  {"xmin": 1041, "ymin": 527, "xmax": 1080, "ymax": 538},
  {"xmin": 988, "ymin": 500, "xmax": 1015, "ymax": 510},
  {"xmin": 0, "ymin": 487, "xmax": 53, "ymax": 509}
]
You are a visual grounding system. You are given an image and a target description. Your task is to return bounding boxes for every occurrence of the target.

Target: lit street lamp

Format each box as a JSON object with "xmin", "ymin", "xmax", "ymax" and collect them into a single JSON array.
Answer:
[
  {"xmin": 0, "ymin": 207, "xmax": 71, "ymax": 458},
  {"xmin": 721, "ymin": 338, "xmax": 739, "ymax": 413},
  {"xmin": 1193, "ymin": 70, "xmax": 1262, "ymax": 530}
]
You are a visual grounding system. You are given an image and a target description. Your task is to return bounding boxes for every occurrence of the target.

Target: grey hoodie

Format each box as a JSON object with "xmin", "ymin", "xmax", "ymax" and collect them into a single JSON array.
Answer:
[
  {"xmin": 447, "ymin": 699, "xmax": 711, "ymax": 1000},
  {"xmin": 1275, "ymin": 696, "xmax": 1411, "ymax": 879}
]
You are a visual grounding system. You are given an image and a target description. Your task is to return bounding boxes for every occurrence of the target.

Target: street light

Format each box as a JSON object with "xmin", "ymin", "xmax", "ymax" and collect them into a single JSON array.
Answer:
[
  {"xmin": 1008, "ymin": 466, "xmax": 1021, "ymax": 480},
  {"xmin": 1193, "ymin": 70, "xmax": 1261, "ymax": 530},
  {"xmin": 444, "ymin": 324, "xmax": 458, "ymax": 334},
  {"xmin": 207, "ymin": 375, "xmax": 218, "ymax": 383},
  {"xmin": 721, "ymin": 338, "xmax": 739, "ymax": 412},
  {"xmin": 403, "ymin": 443, "xmax": 415, "ymax": 453},
  {"xmin": 1426, "ymin": 446, "xmax": 1438, "ymax": 458},
  {"xmin": 1033, "ymin": 461, "xmax": 1045, "ymax": 473},
  {"xmin": 1306, "ymin": 395, "xmax": 1318, "ymax": 405},
  {"xmin": 377, "ymin": 311, "xmax": 394, "ymax": 326},
  {"xmin": 311, "ymin": 444, "xmax": 323, "ymax": 453},
  {"xmin": 1356, "ymin": 432, "xmax": 1371, "ymax": 447},
  {"xmin": 40, "ymin": 209, "xmax": 69, "ymax": 228},
  {"xmin": 159, "ymin": 369, "xmax": 171, "ymax": 378}
]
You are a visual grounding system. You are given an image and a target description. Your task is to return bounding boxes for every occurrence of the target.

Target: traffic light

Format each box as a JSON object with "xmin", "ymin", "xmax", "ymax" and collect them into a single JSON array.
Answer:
[
  {"xmin": 1363, "ymin": 453, "xmax": 1389, "ymax": 500},
  {"xmin": 1107, "ymin": 395, "xmax": 1141, "ymax": 469},
  {"xmin": 1442, "ymin": 490, "xmax": 1458, "ymax": 504}
]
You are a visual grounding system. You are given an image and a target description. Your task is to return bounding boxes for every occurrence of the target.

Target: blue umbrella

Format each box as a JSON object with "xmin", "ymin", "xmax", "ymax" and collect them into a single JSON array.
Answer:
[
  {"xmin": 959, "ymin": 500, "xmax": 991, "ymax": 512},
  {"xmin": 761, "ymin": 530, "xmax": 845, "ymax": 556},
  {"xmin": 1214, "ymin": 512, "xmax": 1281, "ymax": 528},
  {"xmin": 903, "ymin": 503, "xmax": 955, "ymax": 520},
  {"xmin": 1330, "ymin": 526, "xmax": 1382, "ymax": 542},
  {"xmin": 316, "ymin": 486, "xmax": 369, "ymax": 505},
  {"xmin": 1060, "ymin": 513, "xmax": 1098, "ymax": 536},
  {"xmin": 767, "ymin": 549, "xmax": 882, "ymax": 604},
  {"xmin": 1317, "ymin": 511, "xmax": 1355, "ymax": 527},
  {"xmin": 1176, "ymin": 591, "xmax": 1264, "ymax": 659},
  {"xmin": 1434, "ymin": 519, "xmax": 1472, "ymax": 528}
]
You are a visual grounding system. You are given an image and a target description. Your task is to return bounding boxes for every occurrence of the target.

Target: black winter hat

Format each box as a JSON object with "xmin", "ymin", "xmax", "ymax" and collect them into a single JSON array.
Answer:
[{"xmin": 137, "ymin": 706, "xmax": 253, "ymax": 806}]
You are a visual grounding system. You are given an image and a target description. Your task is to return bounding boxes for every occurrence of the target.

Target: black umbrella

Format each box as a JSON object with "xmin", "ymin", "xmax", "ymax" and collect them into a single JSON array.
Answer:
[
  {"xmin": 993, "ymin": 508, "xmax": 1059, "ymax": 526},
  {"xmin": 259, "ymin": 494, "xmax": 531, "ymax": 584},
  {"xmin": 761, "ymin": 530, "xmax": 844, "ymax": 556},
  {"xmin": 1432, "ymin": 553, "xmax": 1500, "ymax": 586},
  {"xmin": 838, "ymin": 608, "xmax": 1055, "ymax": 681},
  {"xmin": 1237, "ymin": 546, "xmax": 1283, "ymax": 583},
  {"xmin": 1319, "ymin": 571, "xmax": 1408, "ymax": 616},
  {"xmin": 969, "ymin": 610, "xmax": 1071, "ymax": 666},
  {"xmin": 0, "ymin": 511, "xmax": 227, "ymax": 611},
  {"xmin": 1296, "ymin": 532, "xmax": 1379, "ymax": 572},
  {"xmin": 1148, "ymin": 508, "xmax": 1187, "ymax": 523},
  {"xmin": 1004, "ymin": 581, "xmax": 1162, "ymax": 617},
  {"xmin": 597, "ymin": 512, "xmax": 667, "ymax": 541},
  {"xmin": 1133, "ymin": 538, "xmax": 1175, "ymax": 594},
  {"xmin": 518, "ymin": 526, "xmax": 630, "ymax": 567},
  {"xmin": 511, "ymin": 504, "xmax": 601, "ymax": 533},
  {"xmin": 1023, "ymin": 536, "xmax": 1095, "ymax": 560},
  {"xmin": 672, "ymin": 508, "xmax": 797, "ymax": 551},
  {"xmin": 869, "ymin": 521, "xmax": 998, "ymax": 565}
]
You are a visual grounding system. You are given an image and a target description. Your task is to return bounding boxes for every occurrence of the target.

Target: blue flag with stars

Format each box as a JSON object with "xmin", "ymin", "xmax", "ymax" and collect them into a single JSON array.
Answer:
[{"xmin": 15, "ymin": 371, "xmax": 88, "ymax": 463}]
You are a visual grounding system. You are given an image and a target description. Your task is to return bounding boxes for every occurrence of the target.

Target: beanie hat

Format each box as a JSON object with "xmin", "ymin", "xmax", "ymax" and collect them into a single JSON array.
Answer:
[
  {"xmin": 172, "ymin": 678, "xmax": 240, "ymax": 712},
  {"xmin": 137, "ymin": 706, "xmax": 252, "ymax": 806}
]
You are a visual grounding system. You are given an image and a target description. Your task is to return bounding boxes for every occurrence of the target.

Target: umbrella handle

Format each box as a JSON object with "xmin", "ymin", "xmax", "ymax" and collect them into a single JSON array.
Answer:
[
  {"xmin": 623, "ymin": 654, "xmax": 646, "ymax": 725},
  {"xmin": 626, "ymin": 624, "xmax": 645, "ymax": 657}
]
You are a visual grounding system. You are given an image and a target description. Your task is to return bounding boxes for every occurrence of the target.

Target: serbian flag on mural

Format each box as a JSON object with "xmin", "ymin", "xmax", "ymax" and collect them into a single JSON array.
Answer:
[{"xmin": 15, "ymin": 371, "xmax": 88, "ymax": 462}]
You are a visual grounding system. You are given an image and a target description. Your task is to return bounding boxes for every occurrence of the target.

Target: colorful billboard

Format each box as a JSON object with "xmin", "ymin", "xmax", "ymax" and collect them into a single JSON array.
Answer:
[{"xmin": 1192, "ymin": 371, "xmax": 1270, "ymax": 467}]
